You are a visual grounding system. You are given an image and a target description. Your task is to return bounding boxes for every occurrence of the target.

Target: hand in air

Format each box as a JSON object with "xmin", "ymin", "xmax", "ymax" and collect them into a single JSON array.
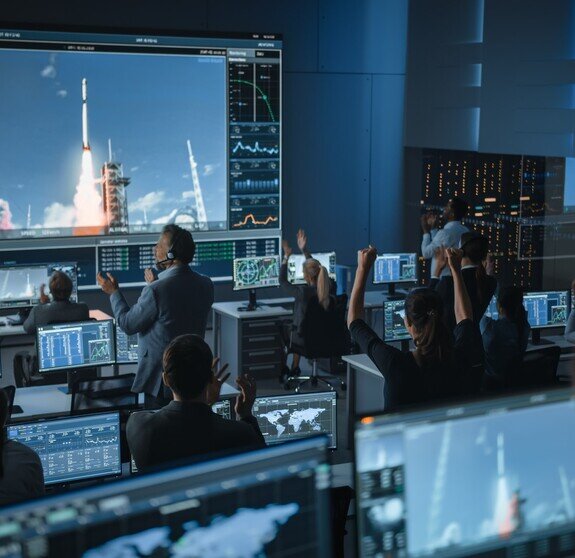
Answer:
[
  {"xmin": 296, "ymin": 228, "xmax": 308, "ymax": 253},
  {"xmin": 446, "ymin": 247, "xmax": 464, "ymax": 275},
  {"xmin": 357, "ymin": 246, "xmax": 378, "ymax": 272},
  {"xmin": 39, "ymin": 284, "xmax": 50, "ymax": 304},
  {"xmin": 235, "ymin": 374, "xmax": 257, "ymax": 419},
  {"xmin": 144, "ymin": 268, "xmax": 157, "ymax": 284},
  {"xmin": 96, "ymin": 272, "xmax": 119, "ymax": 295},
  {"xmin": 282, "ymin": 240, "xmax": 293, "ymax": 259},
  {"xmin": 433, "ymin": 246, "xmax": 447, "ymax": 274},
  {"xmin": 206, "ymin": 357, "xmax": 230, "ymax": 405}
]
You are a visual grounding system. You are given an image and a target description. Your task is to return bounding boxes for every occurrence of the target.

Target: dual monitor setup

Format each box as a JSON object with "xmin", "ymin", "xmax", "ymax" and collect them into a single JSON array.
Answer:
[
  {"xmin": 7, "ymin": 390, "xmax": 337, "ymax": 487},
  {"xmin": 383, "ymin": 289, "xmax": 573, "ymax": 346}
]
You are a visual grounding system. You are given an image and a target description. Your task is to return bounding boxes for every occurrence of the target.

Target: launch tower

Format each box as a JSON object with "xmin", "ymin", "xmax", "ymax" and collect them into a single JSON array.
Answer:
[{"xmin": 101, "ymin": 140, "xmax": 130, "ymax": 234}]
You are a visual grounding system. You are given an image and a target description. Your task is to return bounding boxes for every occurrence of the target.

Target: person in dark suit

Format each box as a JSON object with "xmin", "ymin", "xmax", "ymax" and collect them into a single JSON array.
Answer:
[
  {"xmin": 97, "ymin": 225, "xmax": 214, "ymax": 409},
  {"xmin": 127, "ymin": 334, "xmax": 265, "ymax": 470},
  {"xmin": 23, "ymin": 271, "xmax": 89, "ymax": 334},
  {"xmin": 430, "ymin": 232, "xmax": 497, "ymax": 332}
]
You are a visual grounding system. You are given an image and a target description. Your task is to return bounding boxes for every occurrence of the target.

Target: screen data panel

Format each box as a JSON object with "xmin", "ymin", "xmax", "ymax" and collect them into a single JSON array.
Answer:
[
  {"xmin": 37, "ymin": 319, "xmax": 115, "ymax": 372},
  {"xmin": 252, "ymin": 391, "xmax": 337, "ymax": 448},
  {"xmin": 0, "ymin": 25, "xmax": 282, "ymax": 285},
  {"xmin": 0, "ymin": 438, "xmax": 332, "ymax": 557},
  {"xmin": 115, "ymin": 327, "xmax": 138, "ymax": 364},
  {"xmin": 7, "ymin": 412, "xmax": 121, "ymax": 486},
  {"xmin": 383, "ymin": 300, "xmax": 410, "ymax": 342},
  {"xmin": 354, "ymin": 389, "xmax": 575, "ymax": 558},
  {"xmin": 287, "ymin": 252, "xmax": 336, "ymax": 285},
  {"xmin": 374, "ymin": 254, "xmax": 417, "ymax": 284},
  {"xmin": 233, "ymin": 255, "xmax": 280, "ymax": 290}
]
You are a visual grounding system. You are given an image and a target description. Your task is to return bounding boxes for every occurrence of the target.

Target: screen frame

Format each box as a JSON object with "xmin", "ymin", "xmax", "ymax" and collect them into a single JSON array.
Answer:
[
  {"xmin": 232, "ymin": 254, "xmax": 281, "ymax": 291},
  {"xmin": 373, "ymin": 253, "xmax": 418, "ymax": 285},
  {"xmin": 36, "ymin": 318, "xmax": 116, "ymax": 372},
  {"xmin": 523, "ymin": 290, "xmax": 570, "ymax": 330}
]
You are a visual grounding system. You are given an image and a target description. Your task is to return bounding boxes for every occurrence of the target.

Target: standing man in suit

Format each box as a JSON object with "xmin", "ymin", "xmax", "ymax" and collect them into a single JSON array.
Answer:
[
  {"xmin": 97, "ymin": 225, "xmax": 214, "ymax": 408},
  {"xmin": 23, "ymin": 271, "xmax": 89, "ymax": 334}
]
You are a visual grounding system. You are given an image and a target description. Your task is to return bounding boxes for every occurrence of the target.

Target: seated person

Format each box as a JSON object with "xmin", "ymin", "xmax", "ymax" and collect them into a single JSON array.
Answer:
[
  {"xmin": 348, "ymin": 246, "xmax": 484, "ymax": 410},
  {"xmin": 23, "ymin": 271, "xmax": 89, "ymax": 334},
  {"xmin": 566, "ymin": 279, "xmax": 575, "ymax": 344},
  {"xmin": 480, "ymin": 286, "xmax": 531, "ymax": 391},
  {"xmin": 431, "ymin": 232, "xmax": 497, "ymax": 332},
  {"xmin": 127, "ymin": 334, "xmax": 265, "ymax": 470},
  {"xmin": 280, "ymin": 229, "xmax": 336, "ymax": 376},
  {"xmin": 0, "ymin": 389, "xmax": 45, "ymax": 506}
]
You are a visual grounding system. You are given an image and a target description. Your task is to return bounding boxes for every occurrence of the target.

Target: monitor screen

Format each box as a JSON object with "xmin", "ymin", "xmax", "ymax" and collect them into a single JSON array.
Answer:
[
  {"xmin": 0, "ymin": 24, "xmax": 282, "ymax": 286},
  {"xmin": 7, "ymin": 412, "xmax": 121, "ymax": 486},
  {"xmin": 115, "ymin": 327, "xmax": 138, "ymax": 364},
  {"xmin": 0, "ymin": 437, "xmax": 332, "ymax": 557},
  {"xmin": 354, "ymin": 389, "xmax": 575, "ymax": 558},
  {"xmin": 523, "ymin": 291, "xmax": 569, "ymax": 328},
  {"xmin": 383, "ymin": 300, "xmax": 411, "ymax": 342},
  {"xmin": 252, "ymin": 391, "xmax": 337, "ymax": 448},
  {"xmin": 287, "ymin": 252, "xmax": 337, "ymax": 285},
  {"xmin": 233, "ymin": 255, "xmax": 280, "ymax": 290},
  {"xmin": 0, "ymin": 262, "xmax": 78, "ymax": 310},
  {"xmin": 37, "ymin": 319, "xmax": 116, "ymax": 372},
  {"xmin": 374, "ymin": 254, "xmax": 417, "ymax": 284}
]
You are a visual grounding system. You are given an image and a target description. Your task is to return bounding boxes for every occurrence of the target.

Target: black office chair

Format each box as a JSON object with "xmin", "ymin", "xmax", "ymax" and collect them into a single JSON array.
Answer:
[
  {"xmin": 2, "ymin": 385, "xmax": 16, "ymax": 417},
  {"xmin": 70, "ymin": 374, "xmax": 139, "ymax": 413},
  {"xmin": 508, "ymin": 346, "xmax": 561, "ymax": 390},
  {"xmin": 284, "ymin": 294, "xmax": 351, "ymax": 392}
]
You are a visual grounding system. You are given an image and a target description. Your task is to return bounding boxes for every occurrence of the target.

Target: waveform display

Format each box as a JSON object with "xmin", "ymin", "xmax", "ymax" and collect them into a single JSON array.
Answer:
[
  {"xmin": 232, "ymin": 141, "xmax": 278, "ymax": 156},
  {"xmin": 232, "ymin": 213, "xmax": 278, "ymax": 228},
  {"xmin": 85, "ymin": 436, "xmax": 119, "ymax": 446}
]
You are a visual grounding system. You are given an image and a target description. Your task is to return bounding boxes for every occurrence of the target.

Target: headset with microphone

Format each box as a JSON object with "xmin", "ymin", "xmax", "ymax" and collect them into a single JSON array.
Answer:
[{"xmin": 156, "ymin": 228, "xmax": 183, "ymax": 267}]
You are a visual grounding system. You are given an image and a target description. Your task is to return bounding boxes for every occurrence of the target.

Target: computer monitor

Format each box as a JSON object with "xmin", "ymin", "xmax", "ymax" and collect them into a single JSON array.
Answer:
[
  {"xmin": 383, "ymin": 300, "xmax": 411, "ymax": 344},
  {"xmin": 373, "ymin": 253, "xmax": 417, "ymax": 295},
  {"xmin": 0, "ymin": 437, "xmax": 332, "ymax": 557},
  {"xmin": 37, "ymin": 319, "xmax": 116, "ymax": 372},
  {"xmin": 115, "ymin": 327, "xmax": 139, "ymax": 364},
  {"xmin": 130, "ymin": 399, "xmax": 233, "ymax": 474},
  {"xmin": 252, "ymin": 391, "xmax": 337, "ymax": 449},
  {"xmin": 0, "ymin": 262, "xmax": 78, "ymax": 317},
  {"xmin": 233, "ymin": 255, "xmax": 281, "ymax": 310},
  {"xmin": 287, "ymin": 252, "xmax": 337, "ymax": 285},
  {"xmin": 354, "ymin": 388, "xmax": 575, "ymax": 558},
  {"xmin": 7, "ymin": 412, "xmax": 121, "ymax": 486}
]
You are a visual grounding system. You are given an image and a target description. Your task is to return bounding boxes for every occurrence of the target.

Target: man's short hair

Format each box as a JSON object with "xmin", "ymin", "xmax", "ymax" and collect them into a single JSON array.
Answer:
[
  {"xmin": 49, "ymin": 271, "xmax": 73, "ymax": 301},
  {"xmin": 162, "ymin": 224, "xmax": 196, "ymax": 264},
  {"xmin": 450, "ymin": 197, "xmax": 469, "ymax": 221},
  {"xmin": 163, "ymin": 335, "xmax": 212, "ymax": 399}
]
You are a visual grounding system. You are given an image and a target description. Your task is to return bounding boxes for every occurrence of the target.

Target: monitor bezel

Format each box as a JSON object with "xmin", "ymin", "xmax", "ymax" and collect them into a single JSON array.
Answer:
[
  {"xmin": 6, "ymin": 410, "xmax": 122, "ymax": 486},
  {"xmin": 252, "ymin": 390, "xmax": 338, "ymax": 449},
  {"xmin": 372, "ymin": 253, "xmax": 418, "ymax": 285},
  {"xmin": 36, "ymin": 318, "xmax": 116, "ymax": 373},
  {"xmin": 232, "ymin": 255, "xmax": 281, "ymax": 291}
]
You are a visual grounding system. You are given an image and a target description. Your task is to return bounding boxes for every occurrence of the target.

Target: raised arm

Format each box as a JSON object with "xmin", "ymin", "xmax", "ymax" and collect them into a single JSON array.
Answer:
[
  {"xmin": 348, "ymin": 246, "xmax": 377, "ymax": 327},
  {"xmin": 447, "ymin": 247, "xmax": 473, "ymax": 324},
  {"xmin": 297, "ymin": 228, "xmax": 312, "ymax": 259}
]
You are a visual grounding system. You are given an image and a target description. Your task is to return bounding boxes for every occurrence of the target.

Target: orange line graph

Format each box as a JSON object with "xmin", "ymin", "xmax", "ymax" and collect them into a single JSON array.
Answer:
[{"xmin": 232, "ymin": 213, "xmax": 278, "ymax": 228}]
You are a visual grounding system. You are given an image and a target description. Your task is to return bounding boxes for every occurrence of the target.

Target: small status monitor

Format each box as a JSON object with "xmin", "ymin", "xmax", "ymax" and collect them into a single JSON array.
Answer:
[
  {"xmin": 7, "ymin": 412, "xmax": 121, "ymax": 486},
  {"xmin": 252, "ymin": 391, "xmax": 337, "ymax": 448},
  {"xmin": 354, "ymin": 388, "xmax": 575, "ymax": 558},
  {"xmin": 233, "ymin": 255, "xmax": 281, "ymax": 310},
  {"xmin": 0, "ymin": 262, "xmax": 78, "ymax": 311},
  {"xmin": 0, "ymin": 437, "xmax": 333, "ymax": 557},
  {"xmin": 523, "ymin": 290, "xmax": 569, "ymax": 328},
  {"xmin": 37, "ymin": 319, "xmax": 116, "ymax": 372},
  {"xmin": 383, "ymin": 300, "xmax": 411, "ymax": 343},
  {"xmin": 373, "ymin": 253, "xmax": 417, "ymax": 285},
  {"xmin": 115, "ymin": 327, "xmax": 139, "ymax": 364},
  {"xmin": 287, "ymin": 252, "xmax": 337, "ymax": 285}
]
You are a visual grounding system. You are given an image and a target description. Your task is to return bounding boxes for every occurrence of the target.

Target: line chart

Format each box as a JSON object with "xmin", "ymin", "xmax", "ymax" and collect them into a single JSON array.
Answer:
[
  {"xmin": 232, "ymin": 141, "xmax": 279, "ymax": 156},
  {"xmin": 232, "ymin": 213, "xmax": 279, "ymax": 228}
]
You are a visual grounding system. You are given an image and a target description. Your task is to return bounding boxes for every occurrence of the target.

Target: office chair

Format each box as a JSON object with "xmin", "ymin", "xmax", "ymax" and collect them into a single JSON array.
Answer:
[
  {"xmin": 508, "ymin": 345, "xmax": 561, "ymax": 390},
  {"xmin": 2, "ymin": 385, "xmax": 19, "ymax": 418},
  {"xmin": 284, "ymin": 294, "xmax": 351, "ymax": 393},
  {"xmin": 70, "ymin": 374, "xmax": 139, "ymax": 413}
]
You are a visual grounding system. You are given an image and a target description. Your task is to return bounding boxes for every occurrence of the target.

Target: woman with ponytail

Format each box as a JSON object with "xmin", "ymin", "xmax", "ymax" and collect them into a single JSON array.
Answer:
[
  {"xmin": 280, "ymin": 229, "xmax": 336, "ymax": 376},
  {"xmin": 0, "ymin": 389, "xmax": 44, "ymax": 505},
  {"xmin": 432, "ymin": 231, "xmax": 497, "ymax": 332},
  {"xmin": 480, "ymin": 286, "xmax": 531, "ymax": 390},
  {"xmin": 348, "ymin": 246, "xmax": 484, "ymax": 410}
]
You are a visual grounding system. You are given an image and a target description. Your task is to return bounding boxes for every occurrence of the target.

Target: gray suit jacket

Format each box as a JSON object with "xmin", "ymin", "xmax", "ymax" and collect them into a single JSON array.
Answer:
[
  {"xmin": 110, "ymin": 265, "xmax": 214, "ymax": 396},
  {"xmin": 23, "ymin": 300, "xmax": 90, "ymax": 334}
]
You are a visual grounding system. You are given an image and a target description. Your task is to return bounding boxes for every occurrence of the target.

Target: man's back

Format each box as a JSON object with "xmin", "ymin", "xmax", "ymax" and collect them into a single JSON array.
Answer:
[
  {"xmin": 127, "ymin": 401, "xmax": 265, "ymax": 469},
  {"xmin": 0, "ymin": 440, "xmax": 45, "ymax": 506},
  {"xmin": 23, "ymin": 300, "xmax": 90, "ymax": 334},
  {"xmin": 112, "ymin": 265, "xmax": 214, "ymax": 395}
]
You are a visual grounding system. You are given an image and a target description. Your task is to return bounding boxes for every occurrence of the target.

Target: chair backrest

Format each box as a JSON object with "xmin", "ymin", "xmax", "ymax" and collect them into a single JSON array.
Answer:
[
  {"xmin": 2, "ymin": 385, "xmax": 16, "ymax": 418},
  {"xmin": 509, "ymin": 346, "xmax": 561, "ymax": 389},
  {"xmin": 70, "ymin": 374, "xmax": 138, "ymax": 413},
  {"xmin": 12, "ymin": 352, "xmax": 32, "ymax": 387},
  {"xmin": 300, "ymin": 294, "xmax": 351, "ymax": 358}
]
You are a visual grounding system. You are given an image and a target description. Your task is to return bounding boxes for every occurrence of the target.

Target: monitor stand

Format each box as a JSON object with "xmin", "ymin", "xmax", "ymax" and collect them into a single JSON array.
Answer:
[
  {"xmin": 57, "ymin": 368, "xmax": 99, "ymax": 394},
  {"xmin": 531, "ymin": 330, "xmax": 553, "ymax": 346},
  {"xmin": 238, "ymin": 289, "xmax": 260, "ymax": 312},
  {"xmin": 384, "ymin": 283, "xmax": 404, "ymax": 300}
]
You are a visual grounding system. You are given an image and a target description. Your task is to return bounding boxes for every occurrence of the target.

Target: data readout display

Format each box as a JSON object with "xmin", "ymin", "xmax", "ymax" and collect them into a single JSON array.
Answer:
[
  {"xmin": 374, "ymin": 254, "xmax": 417, "ymax": 284},
  {"xmin": 233, "ymin": 255, "xmax": 280, "ymax": 290}
]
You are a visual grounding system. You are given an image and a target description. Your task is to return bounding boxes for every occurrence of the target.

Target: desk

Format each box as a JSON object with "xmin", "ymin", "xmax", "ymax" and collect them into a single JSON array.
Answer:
[
  {"xmin": 12, "ymin": 382, "xmax": 240, "ymax": 420},
  {"xmin": 213, "ymin": 302, "xmax": 292, "ymax": 381}
]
